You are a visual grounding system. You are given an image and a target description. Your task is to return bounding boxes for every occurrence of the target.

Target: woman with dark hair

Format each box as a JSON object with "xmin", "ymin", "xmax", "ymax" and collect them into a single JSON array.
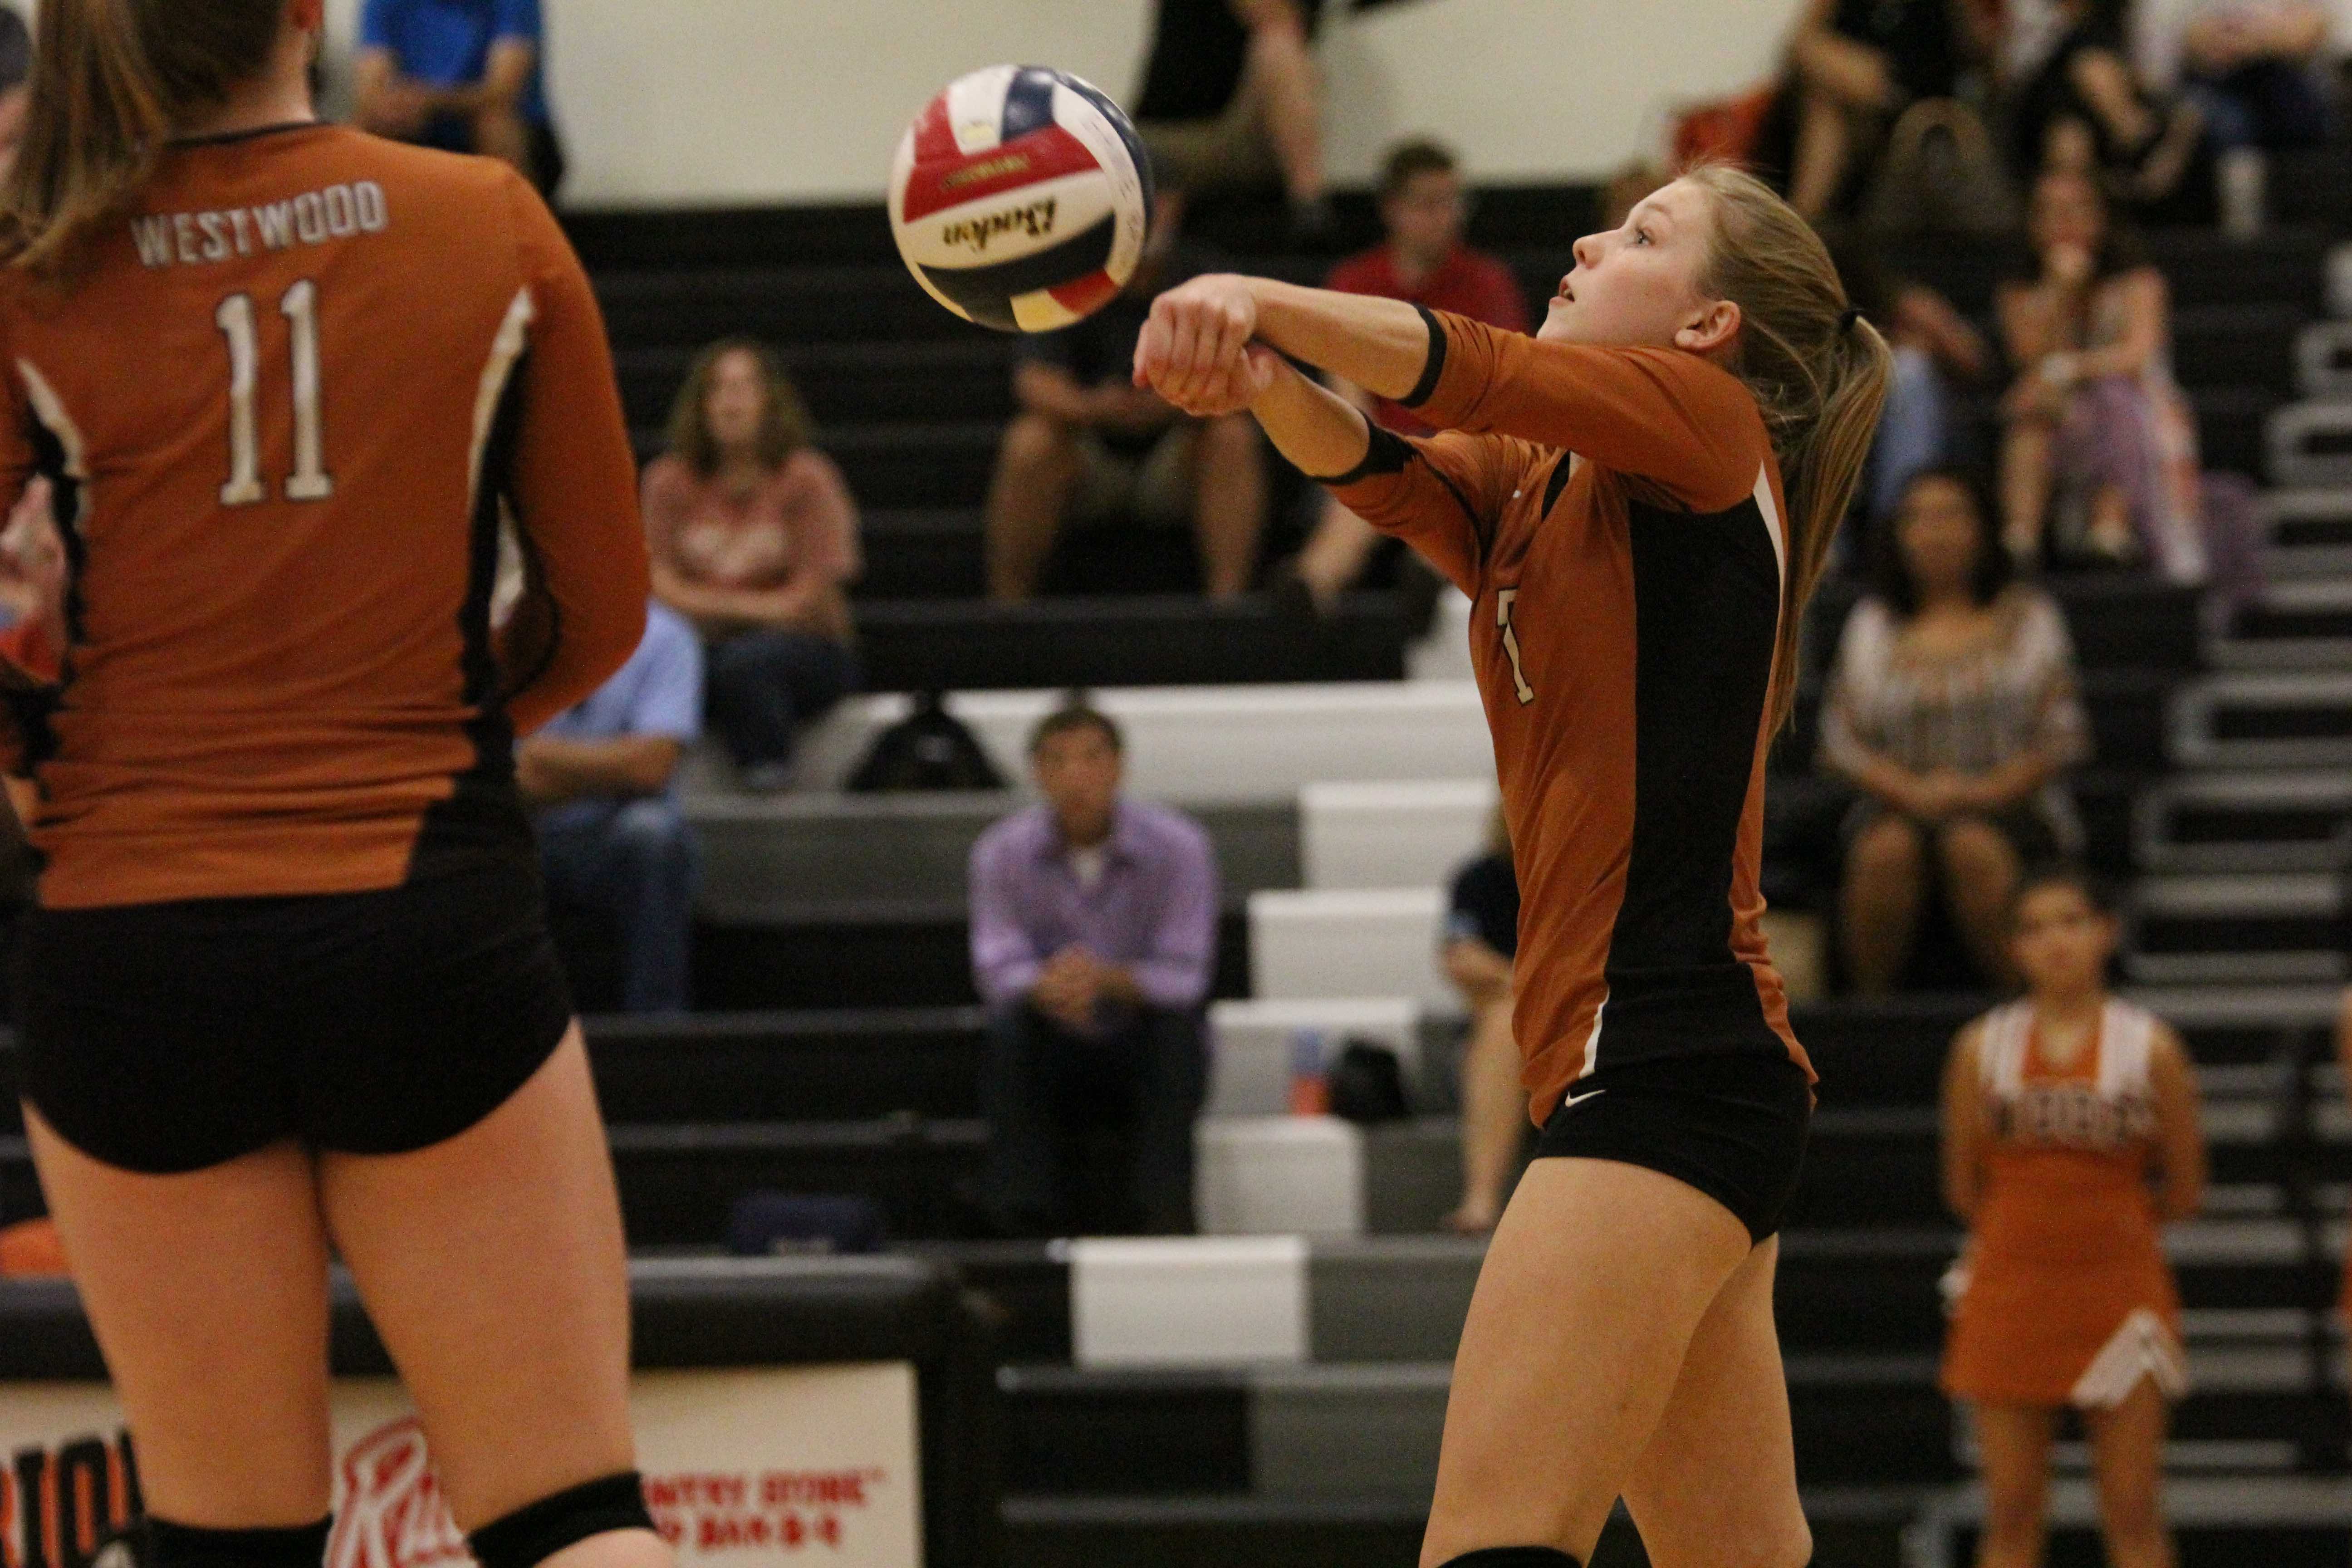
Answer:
[
  {"xmin": 642, "ymin": 338, "xmax": 862, "ymax": 788},
  {"xmin": 1821, "ymin": 468, "xmax": 2092, "ymax": 992},
  {"xmin": 1998, "ymin": 169, "xmax": 2204, "ymax": 578}
]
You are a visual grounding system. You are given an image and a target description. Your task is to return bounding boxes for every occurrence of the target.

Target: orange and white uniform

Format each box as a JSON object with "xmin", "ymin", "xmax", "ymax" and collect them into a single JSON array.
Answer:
[
  {"xmin": 0, "ymin": 123, "xmax": 646, "ymax": 910},
  {"xmin": 1942, "ymin": 998, "xmax": 2187, "ymax": 1409}
]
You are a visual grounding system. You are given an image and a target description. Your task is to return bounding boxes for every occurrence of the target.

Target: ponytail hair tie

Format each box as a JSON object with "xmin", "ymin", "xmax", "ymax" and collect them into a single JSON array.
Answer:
[{"xmin": 1837, "ymin": 306, "xmax": 1864, "ymax": 333}]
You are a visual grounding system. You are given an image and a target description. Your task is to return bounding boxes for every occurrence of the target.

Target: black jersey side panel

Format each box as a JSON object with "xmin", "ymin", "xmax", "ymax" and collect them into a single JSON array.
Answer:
[{"xmin": 1597, "ymin": 493, "xmax": 1787, "ymax": 1064}]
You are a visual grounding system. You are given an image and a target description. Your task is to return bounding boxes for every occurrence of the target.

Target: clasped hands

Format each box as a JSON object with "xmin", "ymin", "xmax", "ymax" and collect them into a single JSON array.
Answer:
[
  {"xmin": 1031, "ymin": 945, "xmax": 1130, "ymax": 1033},
  {"xmin": 1130, "ymin": 274, "xmax": 1283, "ymax": 419}
]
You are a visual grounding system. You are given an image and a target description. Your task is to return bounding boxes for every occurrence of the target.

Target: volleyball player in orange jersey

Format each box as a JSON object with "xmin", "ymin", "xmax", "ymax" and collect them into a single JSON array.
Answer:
[
  {"xmin": 1940, "ymin": 870, "xmax": 2205, "ymax": 1568},
  {"xmin": 0, "ymin": 8, "xmax": 669, "ymax": 1568},
  {"xmin": 1134, "ymin": 165, "xmax": 1888, "ymax": 1568}
]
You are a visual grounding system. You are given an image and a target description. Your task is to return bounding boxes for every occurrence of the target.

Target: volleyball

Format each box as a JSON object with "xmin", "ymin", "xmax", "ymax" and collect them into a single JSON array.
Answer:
[{"xmin": 888, "ymin": 65, "xmax": 1154, "ymax": 333}]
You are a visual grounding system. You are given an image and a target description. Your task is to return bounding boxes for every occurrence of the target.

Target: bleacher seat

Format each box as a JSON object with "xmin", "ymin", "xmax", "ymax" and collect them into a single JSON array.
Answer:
[
  {"xmin": 1069, "ymin": 1235, "xmax": 1311, "ymax": 1367},
  {"xmin": 1298, "ymin": 779, "xmax": 1496, "ymax": 891},
  {"xmin": 772, "ymin": 683, "xmax": 1494, "ymax": 800},
  {"xmin": 1247, "ymin": 888, "xmax": 1455, "ymax": 1012},
  {"xmin": 1195, "ymin": 1118, "xmax": 1365, "ymax": 1238},
  {"xmin": 1205, "ymin": 998, "xmax": 1422, "ymax": 1118}
]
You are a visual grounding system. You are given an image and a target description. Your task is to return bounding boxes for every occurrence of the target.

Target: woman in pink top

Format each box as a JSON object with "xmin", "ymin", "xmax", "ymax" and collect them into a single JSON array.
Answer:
[{"xmin": 643, "ymin": 340, "xmax": 863, "ymax": 787}]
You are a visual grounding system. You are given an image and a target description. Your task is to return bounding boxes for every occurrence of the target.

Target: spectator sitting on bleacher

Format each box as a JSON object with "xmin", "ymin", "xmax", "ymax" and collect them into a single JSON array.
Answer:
[
  {"xmin": 2008, "ymin": 0, "xmax": 2207, "ymax": 214},
  {"xmin": 1821, "ymin": 469, "xmax": 2091, "ymax": 995},
  {"xmin": 970, "ymin": 701, "xmax": 1218, "ymax": 1237},
  {"xmin": 984, "ymin": 233, "xmax": 1266, "ymax": 602},
  {"xmin": 1132, "ymin": 0, "xmax": 1329, "ymax": 241},
  {"xmin": 2168, "ymin": 0, "xmax": 2334, "ymax": 162},
  {"xmin": 353, "ymin": 0, "xmax": 563, "ymax": 194},
  {"xmin": 645, "ymin": 339, "xmax": 862, "ymax": 791},
  {"xmin": 1784, "ymin": 0, "xmax": 2003, "ymax": 222},
  {"xmin": 1440, "ymin": 810, "xmax": 1521, "ymax": 1235},
  {"xmin": 520, "ymin": 602, "xmax": 703, "ymax": 1015},
  {"xmin": 1831, "ymin": 230, "xmax": 1993, "ymax": 530},
  {"xmin": 1279, "ymin": 139, "xmax": 1530, "ymax": 615},
  {"xmin": 1997, "ymin": 169, "xmax": 2205, "ymax": 578}
]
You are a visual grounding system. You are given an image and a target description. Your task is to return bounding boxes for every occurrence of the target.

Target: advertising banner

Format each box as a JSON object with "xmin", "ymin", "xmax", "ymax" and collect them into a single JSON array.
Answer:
[{"xmin": 0, "ymin": 1365, "xmax": 922, "ymax": 1568}]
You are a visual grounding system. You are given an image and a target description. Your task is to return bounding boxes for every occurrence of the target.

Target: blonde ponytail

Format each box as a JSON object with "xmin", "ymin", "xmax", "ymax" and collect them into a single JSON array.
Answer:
[
  {"xmin": 1682, "ymin": 163, "xmax": 1892, "ymax": 732},
  {"xmin": 3, "ymin": 0, "xmax": 284, "ymax": 277}
]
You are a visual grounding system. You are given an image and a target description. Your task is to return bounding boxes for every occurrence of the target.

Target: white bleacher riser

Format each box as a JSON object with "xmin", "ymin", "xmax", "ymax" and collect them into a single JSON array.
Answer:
[
  {"xmin": 1195, "ymin": 1117, "xmax": 1367, "ymax": 1238},
  {"xmin": 782, "ymin": 683, "xmax": 1495, "ymax": 801},
  {"xmin": 1068, "ymin": 1235, "xmax": 1310, "ymax": 1367},
  {"xmin": 1299, "ymin": 779, "xmax": 1496, "ymax": 891},
  {"xmin": 2133, "ymin": 769, "xmax": 2352, "ymax": 873},
  {"xmin": 2121, "ymin": 872, "xmax": 2347, "ymax": 987},
  {"xmin": 2169, "ymin": 673, "xmax": 2352, "ymax": 769},
  {"xmin": 2330, "ymin": 241, "xmax": 2352, "ymax": 318},
  {"xmin": 2207, "ymin": 580, "xmax": 2352, "ymax": 670},
  {"xmin": 2253, "ymin": 487, "xmax": 2352, "ymax": 577},
  {"xmin": 1406, "ymin": 587, "xmax": 1475, "ymax": 682},
  {"xmin": 1248, "ymin": 887, "xmax": 1456, "ymax": 1012},
  {"xmin": 1207, "ymin": 998, "xmax": 1422, "ymax": 1117},
  {"xmin": 2296, "ymin": 319, "xmax": 2352, "ymax": 399},
  {"xmin": 2266, "ymin": 401, "xmax": 2352, "ymax": 488}
]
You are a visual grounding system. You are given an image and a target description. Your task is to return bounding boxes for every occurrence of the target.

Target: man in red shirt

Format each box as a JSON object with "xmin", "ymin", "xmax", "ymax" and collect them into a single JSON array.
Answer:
[{"xmin": 1285, "ymin": 139, "xmax": 1531, "ymax": 611}]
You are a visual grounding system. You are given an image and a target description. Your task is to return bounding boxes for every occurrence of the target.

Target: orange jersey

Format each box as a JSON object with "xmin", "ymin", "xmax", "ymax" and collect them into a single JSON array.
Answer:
[
  {"xmin": 1333, "ymin": 310, "xmax": 1806, "ymax": 1126},
  {"xmin": 1942, "ymin": 999, "xmax": 2184, "ymax": 1408},
  {"xmin": 0, "ymin": 124, "xmax": 647, "ymax": 909}
]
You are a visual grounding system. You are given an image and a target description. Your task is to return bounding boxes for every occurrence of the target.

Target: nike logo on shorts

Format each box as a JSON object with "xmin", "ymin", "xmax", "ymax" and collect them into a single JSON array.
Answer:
[{"xmin": 1562, "ymin": 1084, "xmax": 1607, "ymax": 1111}]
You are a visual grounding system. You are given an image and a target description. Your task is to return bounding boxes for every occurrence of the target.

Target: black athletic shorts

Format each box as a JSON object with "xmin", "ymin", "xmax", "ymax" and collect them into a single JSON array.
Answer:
[
  {"xmin": 15, "ymin": 858, "xmax": 575, "ymax": 1175},
  {"xmin": 1531, "ymin": 1050, "xmax": 1813, "ymax": 1243}
]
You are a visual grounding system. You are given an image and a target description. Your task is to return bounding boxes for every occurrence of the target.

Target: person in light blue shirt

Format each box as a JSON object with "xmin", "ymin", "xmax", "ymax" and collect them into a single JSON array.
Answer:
[
  {"xmin": 354, "ymin": 0, "xmax": 563, "ymax": 193},
  {"xmin": 522, "ymin": 603, "xmax": 702, "ymax": 1013}
]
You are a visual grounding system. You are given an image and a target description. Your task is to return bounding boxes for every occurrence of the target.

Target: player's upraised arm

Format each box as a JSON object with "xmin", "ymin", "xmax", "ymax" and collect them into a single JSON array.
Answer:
[
  {"xmin": 497, "ymin": 174, "xmax": 649, "ymax": 734},
  {"xmin": 1144, "ymin": 278, "xmax": 1760, "ymax": 513},
  {"xmin": 1136, "ymin": 285, "xmax": 1504, "ymax": 595}
]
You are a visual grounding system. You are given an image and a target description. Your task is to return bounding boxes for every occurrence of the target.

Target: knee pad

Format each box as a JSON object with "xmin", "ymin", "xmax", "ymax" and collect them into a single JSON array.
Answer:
[
  {"xmin": 142, "ymin": 1517, "xmax": 331, "ymax": 1568},
  {"xmin": 1438, "ymin": 1552, "xmax": 1583, "ymax": 1568},
  {"xmin": 467, "ymin": 1473, "xmax": 656, "ymax": 1568}
]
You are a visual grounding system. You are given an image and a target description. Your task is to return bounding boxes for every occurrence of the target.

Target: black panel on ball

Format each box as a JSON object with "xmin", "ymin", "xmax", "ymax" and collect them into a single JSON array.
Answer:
[{"xmin": 917, "ymin": 212, "xmax": 1119, "ymax": 332}]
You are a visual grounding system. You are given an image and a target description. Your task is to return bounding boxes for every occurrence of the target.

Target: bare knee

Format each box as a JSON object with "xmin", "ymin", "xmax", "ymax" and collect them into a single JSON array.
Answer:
[
  {"xmin": 996, "ymin": 412, "xmax": 1076, "ymax": 477},
  {"xmin": 1847, "ymin": 815, "xmax": 1925, "ymax": 887},
  {"xmin": 1196, "ymin": 411, "xmax": 1263, "ymax": 472},
  {"xmin": 1982, "ymin": 1488, "xmax": 2048, "ymax": 1555},
  {"xmin": 1938, "ymin": 818, "xmax": 2019, "ymax": 898}
]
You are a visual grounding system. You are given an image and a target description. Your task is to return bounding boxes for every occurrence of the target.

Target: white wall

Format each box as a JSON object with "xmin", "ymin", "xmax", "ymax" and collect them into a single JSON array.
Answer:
[{"xmin": 310, "ymin": 0, "xmax": 1805, "ymax": 209}]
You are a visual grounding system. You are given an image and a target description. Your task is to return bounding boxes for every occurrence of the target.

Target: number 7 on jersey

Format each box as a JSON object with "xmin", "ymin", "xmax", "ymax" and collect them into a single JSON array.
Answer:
[
  {"xmin": 1497, "ymin": 588, "xmax": 1535, "ymax": 705},
  {"xmin": 217, "ymin": 281, "xmax": 334, "ymax": 507}
]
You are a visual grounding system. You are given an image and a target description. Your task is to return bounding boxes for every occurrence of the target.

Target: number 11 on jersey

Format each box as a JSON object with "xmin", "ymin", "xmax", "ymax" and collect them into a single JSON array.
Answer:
[
  {"xmin": 217, "ymin": 280, "xmax": 335, "ymax": 507},
  {"xmin": 1497, "ymin": 588, "xmax": 1535, "ymax": 705}
]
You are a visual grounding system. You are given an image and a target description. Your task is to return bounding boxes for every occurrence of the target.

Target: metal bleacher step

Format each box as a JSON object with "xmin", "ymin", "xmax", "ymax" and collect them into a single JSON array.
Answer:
[
  {"xmin": 2209, "ymin": 578, "xmax": 2352, "ymax": 669},
  {"xmin": 2133, "ymin": 768, "xmax": 2352, "ymax": 873},
  {"xmin": 2267, "ymin": 397, "xmax": 2352, "ymax": 488},
  {"xmin": 2296, "ymin": 318, "xmax": 2352, "ymax": 400},
  {"xmin": 2253, "ymin": 485, "xmax": 2352, "ymax": 578},
  {"xmin": 2124, "ymin": 872, "xmax": 2345, "ymax": 986},
  {"xmin": 2167, "ymin": 671, "xmax": 2352, "ymax": 769}
]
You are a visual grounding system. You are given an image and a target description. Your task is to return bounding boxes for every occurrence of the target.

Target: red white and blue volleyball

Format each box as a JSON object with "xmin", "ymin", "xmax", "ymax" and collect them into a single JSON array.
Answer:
[{"xmin": 890, "ymin": 65, "xmax": 1154, "ymax": 333}]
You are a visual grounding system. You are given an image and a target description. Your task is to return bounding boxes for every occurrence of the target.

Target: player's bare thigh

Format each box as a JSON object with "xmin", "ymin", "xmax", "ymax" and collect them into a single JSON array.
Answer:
[
  {"xmin": 1619, "ymin": 1237, "xmax": 1812, "ymax": 1568},
  {"xmin": 25, "ymin": 1115, "xmax": 335, "ymax": 1525},
  {"xmin": 1418, "ymin": 1156, "xmax": 1754, "ymax": 1567},
  {"xmin": 315, "ymin": 1028, "xmax": 656, "ymax": 1544}
]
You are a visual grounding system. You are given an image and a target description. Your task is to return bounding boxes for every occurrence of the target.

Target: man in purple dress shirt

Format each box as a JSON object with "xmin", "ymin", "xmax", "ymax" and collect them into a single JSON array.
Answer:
[{"xmin": 969, "ymin": 701, "xmax": 1219, "ymax": 1235}]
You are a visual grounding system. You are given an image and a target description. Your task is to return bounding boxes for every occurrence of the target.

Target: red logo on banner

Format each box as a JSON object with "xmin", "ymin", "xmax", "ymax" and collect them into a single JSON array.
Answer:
[{"xmin": 325, "ymin": 1421, "xmax": 470, "ymax": 1568}]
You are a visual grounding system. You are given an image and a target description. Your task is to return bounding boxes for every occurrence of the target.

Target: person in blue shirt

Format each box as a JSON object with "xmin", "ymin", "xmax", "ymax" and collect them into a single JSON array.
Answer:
[
  {"xmin": 522, "ymin": 603, "xmax": 703, "ymax": 1013},
  {"xmin": 354, "ymin": 0, "xmax": 563, "ymax": 194}
]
